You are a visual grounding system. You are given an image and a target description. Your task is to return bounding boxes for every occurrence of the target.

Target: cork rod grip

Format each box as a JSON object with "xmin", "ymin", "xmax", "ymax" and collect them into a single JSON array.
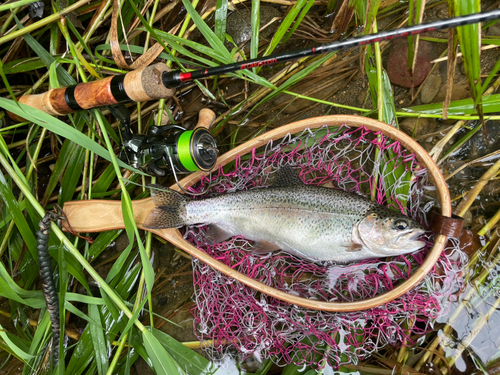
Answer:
[
  {"xmin": 194, "ymin": 108, "xmax": 216, "ymax": 129},
  {"xmin": 8, "ymin": 63, "xmax": 176, "ymax": 122}
]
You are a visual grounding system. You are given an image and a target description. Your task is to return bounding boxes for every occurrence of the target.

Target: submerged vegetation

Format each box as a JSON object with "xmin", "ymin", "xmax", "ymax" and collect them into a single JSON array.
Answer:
[{"xmin": 0, "ymin": 0, "xmax": 499, "ymax": 373}]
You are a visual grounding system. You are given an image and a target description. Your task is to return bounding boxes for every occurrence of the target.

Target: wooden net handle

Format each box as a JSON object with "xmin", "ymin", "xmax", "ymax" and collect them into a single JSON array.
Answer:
[{"xmin": 63, "ymin": 115, "xmax": 451, "ymax": 312}]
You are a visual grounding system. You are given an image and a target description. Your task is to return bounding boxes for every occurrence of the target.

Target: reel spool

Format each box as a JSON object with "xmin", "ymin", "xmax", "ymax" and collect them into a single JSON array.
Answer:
[{"xmin": 119, "ymin": 108, "xmax": 218, "ymax": 192}]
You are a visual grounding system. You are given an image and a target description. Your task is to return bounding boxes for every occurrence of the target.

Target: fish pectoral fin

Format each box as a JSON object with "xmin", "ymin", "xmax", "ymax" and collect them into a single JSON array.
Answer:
[
  {"xmin": 205, "ymin": 225, "xmax": 234, "ymax": 244},
  {"xmin": 343, "ymin": 244, "xmax": 363, "ymax": 252},
  {"xmin": 251, "ymin": 241, "xmax": 281, "ymax": 254}
]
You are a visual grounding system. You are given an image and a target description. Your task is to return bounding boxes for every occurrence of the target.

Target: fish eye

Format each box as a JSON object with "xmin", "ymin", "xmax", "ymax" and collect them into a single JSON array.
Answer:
[{"xmin": 394, "ymin": 219, "xmax": 409, "ymax": 230}]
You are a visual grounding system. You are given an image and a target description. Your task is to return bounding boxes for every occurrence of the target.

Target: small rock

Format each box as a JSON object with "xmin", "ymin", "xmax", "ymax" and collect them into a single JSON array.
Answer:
[
  {"xmin": 469, "ymin": 121, "xmax": 500, "ymax": 158},
  {"xmin": 387, "ymin": 39, "xmax": 436, "ymax": 88},
  {"xmin": 487, "ymin": 21, "xmax": 500, "ymax": 36},
  {"xmin": 460, "ymin": 61, "xmax": 466, "ymax": 75},
  {"xmin": 157, "ymin": 295, "xmax": 169, "ymax": 306},
  {"xmin": 437, "ymin": 7, "xmax": 449, "ymax": 19},
  {"xmin": 115, "ymin": 232, "xmax": 130, "ymax": 252},
  {"xmin": 433, "ymin": 80, "xmax": 470, "ymax": 103},
  {"xmin": 357, "ymin": 91, "xmax": 367, "ymax": 106},
  {"xmin": 134, "ymin": 357, "xmax": 156, "ymax": 375},
  {"xmin": 420, "ymin": 74, "xmax": 442, "ymax": 104},
  {"xmin": 399, "ymin": 117, "xmax": 438, "ymax": 137},
  {"xmin": 226, "ymin": 6, "xmax": 281, "ymax": 47}
]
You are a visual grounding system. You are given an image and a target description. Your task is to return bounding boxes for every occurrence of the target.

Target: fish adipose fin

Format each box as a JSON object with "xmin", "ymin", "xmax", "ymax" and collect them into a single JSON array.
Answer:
[
  {"xmin": 143, "ymin": 185, "xmax": 189, "ymax": 229},
  {"xmin": 252, "ymin": 241, "xmax": 281, "ymax": 254},
  {"xmin": 271, "ymin": 165, "xmax": 303, "ymax": 187},
  {"xmin": 206, "ymin": 225, "xmax": 233, "ymax": 244}
]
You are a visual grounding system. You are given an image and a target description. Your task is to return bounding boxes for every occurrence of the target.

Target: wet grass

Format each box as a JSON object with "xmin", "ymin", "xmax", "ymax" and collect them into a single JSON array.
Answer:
[{"xmin": 0, "ymin": 0, "xmax": 500, "ymax": 374}]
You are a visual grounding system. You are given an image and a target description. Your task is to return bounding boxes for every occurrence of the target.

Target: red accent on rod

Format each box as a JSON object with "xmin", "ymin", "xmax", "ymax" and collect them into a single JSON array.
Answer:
[{"xmin": 179, "ymin": 72, "xmax": 192, "ymax": 82}]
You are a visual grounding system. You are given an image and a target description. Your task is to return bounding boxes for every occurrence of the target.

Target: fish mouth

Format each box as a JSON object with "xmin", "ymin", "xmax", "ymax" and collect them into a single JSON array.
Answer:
[{"xmin": 393, "ymin": 228, "xmax": 427, "ymax": 250}]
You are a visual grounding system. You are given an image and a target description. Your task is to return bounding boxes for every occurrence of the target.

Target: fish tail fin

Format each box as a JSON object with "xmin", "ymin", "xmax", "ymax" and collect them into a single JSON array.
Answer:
[{"xmin": 143, "ymin": 185, "xmax": 190, "ymax": 229}]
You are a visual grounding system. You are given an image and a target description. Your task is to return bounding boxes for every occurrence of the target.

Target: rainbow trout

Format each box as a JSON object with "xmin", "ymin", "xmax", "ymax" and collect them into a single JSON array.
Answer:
[{"xmin": 144, "ymin": 168, "xmax": 426, "ymax": 262}]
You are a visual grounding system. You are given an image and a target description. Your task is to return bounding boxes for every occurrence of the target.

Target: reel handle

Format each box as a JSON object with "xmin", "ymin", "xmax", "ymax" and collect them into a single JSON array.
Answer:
[
  {"xmin": 194, "ymin": 108, "xmax": 216, "ymax": 130},
  {"xmin": 8, "ymin": 63, "xmax": 176, "ymax": 122}
]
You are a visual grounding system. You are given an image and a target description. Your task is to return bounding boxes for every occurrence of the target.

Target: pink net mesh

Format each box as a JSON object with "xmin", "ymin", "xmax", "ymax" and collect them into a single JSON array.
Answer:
[{"xmin": 184, "ymin": 125, "xmax": 466, "ymax": 369}]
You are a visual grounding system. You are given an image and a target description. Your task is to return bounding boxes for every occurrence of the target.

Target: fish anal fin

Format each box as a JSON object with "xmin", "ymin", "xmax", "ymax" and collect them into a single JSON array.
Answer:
[
  {"xmin": 143, "ymin": 207, "xmax": 185, "ymax": 229},
  {"xmin": 205, "ymin": 225, "xmax": 233, "ymax": 245},
  {"xmin": 271, "ymin": 165, "xmax": 303, "ymax": 187},
  {"xmin": 252, "ymin": 240, "xmax": 281, "ymax": 254},
  {"xmin": 343, "ymin": 244, "xmax": 363, "ymax": 252}
]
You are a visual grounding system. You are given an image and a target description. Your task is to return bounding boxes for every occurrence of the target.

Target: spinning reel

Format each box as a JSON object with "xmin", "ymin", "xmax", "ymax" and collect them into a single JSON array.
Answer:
[{"xmin": 110, "ymin": 105, "xmax": 219, "ymax": 194}]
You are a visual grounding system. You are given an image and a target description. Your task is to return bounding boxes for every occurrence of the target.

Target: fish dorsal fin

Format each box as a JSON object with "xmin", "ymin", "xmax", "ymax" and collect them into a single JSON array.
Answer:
[{"xmin": 271, "ymin": 165, "xmax": 303, "ymax": 187}]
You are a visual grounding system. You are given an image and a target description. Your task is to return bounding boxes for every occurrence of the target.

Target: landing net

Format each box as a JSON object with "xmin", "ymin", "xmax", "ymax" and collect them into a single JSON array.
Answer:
[{"xmin": 184, "ymin": 125, "xmax": 466, "ymax": 369}]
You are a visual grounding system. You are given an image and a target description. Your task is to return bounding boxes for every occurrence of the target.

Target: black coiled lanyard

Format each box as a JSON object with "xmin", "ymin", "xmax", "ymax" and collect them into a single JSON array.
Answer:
[{"xmin": 37, "ymin": 207, "xmax": 93, "ymax": 368}]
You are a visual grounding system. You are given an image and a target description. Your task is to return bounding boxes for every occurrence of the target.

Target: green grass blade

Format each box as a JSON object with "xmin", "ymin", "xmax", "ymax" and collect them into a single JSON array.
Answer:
[
  {"xmin": 0, "ymin": 171, "xmax": 37, "ymax": 259},
  {"xmin": 480, "ymin": 54, "xmax": 500, "ymax": 96},
  {"xmin": 65, "ymin": 328, "xmax": 96, "ymax": 375},
  {"xmin": 153, "ymin": 329, "xmax": 217, "ymax": 375},
  {"xmin": 15, "ymin": 18, "xmax": 75, "ymax": 86},
  {"xmin": 251, "ymin": 0, "xmax": 260, "ymax": 64},
  {"xmin": 26, "ymin": 312, "xmax": 51, "ymax": 372},
  {"xmin": 117, "ymin": 299, "xmax": 148, "ymax": 345},
  {"xmin": 2, "ymin": 57, "xmax": 46, "ymax": 74},
  {"xmin": 89, "ymin": 304, "xmax": 109, "ymax": 375},
  {"xmin": 0, "ymin": 325, "xmax": 33, "ymax": 362},
  {"xmin": 263, "ymin": 0, "xmax": 308, "ymax": 57},
  {"xmin": 181, "ymin": 0, "xmax": 230, "ymax": 59},
  {"xmin": 154, "ymin": 29, "xmax": 227, "ymax": 65},
  {"xmin": 282, "ymin": 0, "xmax": 315, "ymax": 44},
  {"xmin": 402, "ymin": 94, "xmax": 500, "ymax": 115},
  {"xmin": 0, "ymin": 99, "xmax": 137, "ymax": 172},
  {"xmin": 65, "ymin": 294, "xmax": 105, "ymax": 305},
  {"xmin": 214, "ymin": 0, "xmax": 228, "ymax": 42},
  {"xmin": 455, "ymin": 0, "xmax": 484, "ymax": 124},
  {"xmin": 407, "ymin": 0, "xmax": 425, "ymax": 75},
  {"xmin": 142, "ymin": 329, "xmax": 180, "ymax": 375},
  {"xmin": 88, "ymin": 231, "xmax": 122, "ymax": 259},
  {"xmin": 58, "ymin": 144, "xmax": 86, "ymax": 205}
]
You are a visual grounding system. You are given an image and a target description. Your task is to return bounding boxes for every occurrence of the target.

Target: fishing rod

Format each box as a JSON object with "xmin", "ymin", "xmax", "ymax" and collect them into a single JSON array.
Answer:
[
  {"xmin": 8, "ymin": 9, "xmax": 500, "ymax": 122},
  {"xmin": 163, "ymin": 9, "xmax": 500, "ymax": 88},
  {"xmin": 6, "ymin": 9, "xmax": 500, "ymax": 178}
]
